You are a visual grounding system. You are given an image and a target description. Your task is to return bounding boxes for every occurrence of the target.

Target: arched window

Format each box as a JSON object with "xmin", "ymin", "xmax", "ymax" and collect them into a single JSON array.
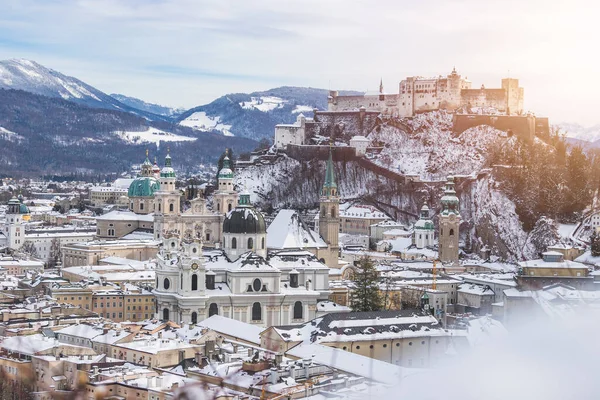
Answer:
[
  {"xmin": 217, "ymin": 203, "xmax": 220, "ymax": 212},
  {"xmin": 293, "ymin": 301, "xmax": 303, "ymax": 320},
  {"xmin": 158, "ymin": 203, "xmax": 161, "ymax": 212},
  {"xmin": 191, "ymin": 312, "xmax": 197, "ymax": 324},
  {"xmin": 321, "ymin": 206, "xmax": 326, "ymax": 217},
  {"xmin": 228, "ymin": 203, "xmax": 232, "ymax": 212},
  {"xmin": 252, "ymin": 302, "xmax": 262, "ymax": 321},
  {"xmin": 163, "ymin": 278, "xmax": 170, "ymax": 290},
  {"xmin": 331, "ymin": 207, "xmax": 336, "ymax": 218},
  {"xmin": 140, "ymin": 202, "xmax": 144, "ymax": 210},
  {"xmin": 261, "ymin": 237, "xmax": 265, "ymax": 249},
  {"xmin": 180, "ymin": 274, "xmax": 183, "ymax": 289},
  {"xmin": 449, "ymin": 228, "xmax": 454, "ymax": 236},
  {"xmin": 253, "ymin": 278, "xmax": 262, "ymax": 292},
  {"xmin": 191, "ymin": 274, "xmax": 198, "ymax": 291},
  {"xmin": 231, "ymin": 237, "xmax": 237, "ymax": 249},
  {"xmin": 169, "ymin": 204, "xmax": 174, "ymax": 212},
  {"xmin": 209, "ymin": 303, "xmax": 218, "ymax": 317},
  {"xmin": 162, "ymin": 308, "xmax": 169, "ymax": 321},
  {"xmin": 248, "ymin": 238, "xmax": 253, "ymax": 249}
]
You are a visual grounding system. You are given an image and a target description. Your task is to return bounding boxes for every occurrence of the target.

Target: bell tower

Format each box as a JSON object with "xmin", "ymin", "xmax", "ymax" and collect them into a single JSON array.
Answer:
[
  {"xmin": 213, "ymin": 149, "xmax": 238, "ymax": 214},
  {"xmin": 154, "ymin": 149, "xmax": 181, "ymax": 239},
  {"xmin": 438, "ymin": 176, "xmax": 461, "ymax": 264},
  {"xmin": 318, "ymin": 143, "xmax": 340, "ymax": 267}
]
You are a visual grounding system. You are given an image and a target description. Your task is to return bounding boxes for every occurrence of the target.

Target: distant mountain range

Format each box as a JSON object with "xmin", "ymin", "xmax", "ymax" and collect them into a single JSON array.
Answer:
[
  {"xmin": 0, "ymin": 88, "xmax": 256, "ymax": 176},
  {"xmin": 110, "ymin": 93, "xmax": 185, "ymax": 118},
  {"xmin": 0, "ymin": 59, "xmax": 170, "ymax": 122},
  {"xmin": 0, "ymin": 58, "xmax": 361, "ymax": 175},
  {"xmin": 176, "ymin": 87, "xmax": 363, "ymax": 140},
  {"xmin": 557, "ymin": 122, "xmax": 600, "ymax": 142}
]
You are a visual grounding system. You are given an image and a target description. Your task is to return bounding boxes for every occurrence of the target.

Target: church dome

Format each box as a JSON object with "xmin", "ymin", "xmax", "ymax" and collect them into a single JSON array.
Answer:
[
  {"xmin": 223, "ymin": 193, "xmax": 266, "ymax": 234},
  {"xmin": 128, "ymin": 176, "xmax": 160, "ymax": 197},
  {"xmin": 218, "ymin": 155, "xmax": 234, "ymax": 179}
]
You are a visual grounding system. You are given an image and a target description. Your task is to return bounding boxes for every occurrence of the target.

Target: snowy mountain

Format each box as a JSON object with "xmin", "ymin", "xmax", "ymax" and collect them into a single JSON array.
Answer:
[
  {"xmin": 110, "ymin": 93, "xmax": 184, "ymax": 118},
  {"xmin": 557, "ymin": 122, "xmax": 600, "ymax": 142},
  {"xmin": 177, "ymin": 87, "xmax": 362, "ymax": 140},
  {"xmin": 0, "ymin": 59, "xmax": 169, "ymax": 121},
  {"xmin": 0, "ymin": 89, "xmax": 256, "ymax": 175}
]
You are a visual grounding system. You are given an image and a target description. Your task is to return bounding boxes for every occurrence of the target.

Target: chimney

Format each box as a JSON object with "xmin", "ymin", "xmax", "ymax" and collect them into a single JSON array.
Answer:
[
  {"xmin": 269, "ymin": 367, "xmax": 278, "ymax": 385},
  {"xmin": 303, "ymin": 358, "xmax": 311, "ymax": 379},
  {"xmin": 156, "ymin": 376, "xmax": 163, "ymax": 388}
]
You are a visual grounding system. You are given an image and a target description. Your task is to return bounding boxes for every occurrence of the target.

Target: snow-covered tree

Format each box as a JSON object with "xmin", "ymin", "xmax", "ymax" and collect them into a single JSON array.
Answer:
[
  {"xmin": 528, "ymin": 216, "xmax": 560, "ymax": 256},
  {"xmin": 20, "ymin": 241, "xmax": 39, "ymax": 259},
  {"xmin": 591, "ymin": 230, "xmax": 600, "ymax": 257},
  {"xmin": 350, "ymin": 256, "xmax": 382, "ymax": 312}
]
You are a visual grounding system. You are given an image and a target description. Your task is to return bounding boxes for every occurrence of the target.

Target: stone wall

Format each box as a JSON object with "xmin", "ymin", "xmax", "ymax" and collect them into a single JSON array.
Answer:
[{"xmin": 452, "ymin": 114, "xmax": 536, "ymax": 141}]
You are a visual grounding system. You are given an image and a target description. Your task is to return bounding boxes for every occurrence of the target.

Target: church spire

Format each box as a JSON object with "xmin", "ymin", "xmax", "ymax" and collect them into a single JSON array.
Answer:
[
  {"xmin": 379, "ymin": 78, "xmax": 384, "ymax": 93},
  {"xmin": 321, "ymin": 141, "xmax": 337, "ymax": 197}
]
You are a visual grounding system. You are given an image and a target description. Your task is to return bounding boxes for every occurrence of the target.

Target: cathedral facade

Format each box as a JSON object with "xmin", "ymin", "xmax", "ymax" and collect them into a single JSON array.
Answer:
[{"xmin": 153, "ymin": 192, "xmax": 329, "ymax": 327}]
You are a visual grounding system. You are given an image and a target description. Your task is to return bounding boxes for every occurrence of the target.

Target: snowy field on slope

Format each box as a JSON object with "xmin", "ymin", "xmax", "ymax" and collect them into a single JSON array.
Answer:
[
  {"xmin": 0, "ymin": 127, "xmax": 24, "ymax": 142},
  {"xmin": 112, "ymin": 127, "xmax": 196, "ymax": 147},
  {"xmin": 369, "ymin": 111, "xmax": 506, "ymax": 180},
  {"xmin": 292, "ymin": 105, "xmax": 314, "ymax": 114},
  {"xmin": 239, "ymin": 96, "xmax": 286, "ymax": 112},
  {"xmin": 179, "ymin": 111, "xmax": 233, "ymax": 136}
]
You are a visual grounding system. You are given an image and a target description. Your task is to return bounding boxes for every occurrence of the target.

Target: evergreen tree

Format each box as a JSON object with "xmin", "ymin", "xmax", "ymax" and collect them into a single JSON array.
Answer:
[
  {"xmin": 350, "ymin": 256, "xmax": 382, "ymax": 312},
  {"xmin": 591, "ymin": 230, "xmax": 600, "ymax": 257}
]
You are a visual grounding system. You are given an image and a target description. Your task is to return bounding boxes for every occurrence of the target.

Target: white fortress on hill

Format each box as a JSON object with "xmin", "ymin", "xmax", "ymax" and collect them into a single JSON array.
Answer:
[{"xmin": 328, "ymin": 68, "xmax": 524, "ymax": 117}]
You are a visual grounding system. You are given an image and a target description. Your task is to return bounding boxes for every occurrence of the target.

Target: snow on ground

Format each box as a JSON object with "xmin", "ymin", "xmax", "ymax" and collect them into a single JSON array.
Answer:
[
  {"xmin": 112, "ymin": 127, "xmax": 196, "ymax": 147},
  {"xmin": 0, "ymin": 127, "xmax": 24, "ymax": 142},
  {"xmin": 239, "ymin": 96, "xmax": 286, "ymax": 112},
  {"xmin": 292, "ymin": 105, "xmax": 313, "ymax": 114},
  {"xmin": 557, "ymin": 223, "xmax": 577, "ymax": 240},
  {"xmin": 472, "ymin": 177, "xmax": 535, "ymax": 261},
  {"xmin": 369, "ymin": 111, "xmax": 506, "ymax": 180},
  {"xmin": 236, "ymin": 157, "xmax": 300, "ymax": 204},
  {"xmin": 179, "ymin": 111, "xmax": 233, "ymax": 136}
]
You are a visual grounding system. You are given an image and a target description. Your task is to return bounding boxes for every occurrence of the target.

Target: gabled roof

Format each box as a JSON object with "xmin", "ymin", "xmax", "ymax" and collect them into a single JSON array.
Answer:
[{"xmin": 267, "ymin": 210, "xmax": 327, "ymax": 250}]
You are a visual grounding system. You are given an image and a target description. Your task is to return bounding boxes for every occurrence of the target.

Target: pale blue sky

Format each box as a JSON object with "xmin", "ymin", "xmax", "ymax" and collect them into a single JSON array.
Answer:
[{"xmin": 0, "ymin": 0, "xmax": 597, "ymax": 125}]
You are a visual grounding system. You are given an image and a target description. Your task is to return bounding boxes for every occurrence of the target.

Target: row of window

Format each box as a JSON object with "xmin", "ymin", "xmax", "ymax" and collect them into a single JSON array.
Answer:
[
  {"xmin": 161, "ymin": 301, "xmax": 304, "ymax": 323},
  {"xmin": 228, "ymin": 237, "xmax": 265, "ymax": 250}
]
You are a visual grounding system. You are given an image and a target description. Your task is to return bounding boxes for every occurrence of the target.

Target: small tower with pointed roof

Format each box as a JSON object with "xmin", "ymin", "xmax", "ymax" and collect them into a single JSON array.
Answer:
[
  {"xmin": 318, "ymin": 143, "xmax": 340, "ymax": 267},
  {"xmin": 154, "ymin": 149, "xmax": 181, "ymax": 239},
  {"xmin": 213, "ymin": 149, "xmax": 238, "ymax": 214},
  {"xmin": 438, "ymin": 176, "xmax": 461, "ymax": 264},
  {"xmin": 379, "ymin": 78, "xmax": 384, "ymax": 94}
]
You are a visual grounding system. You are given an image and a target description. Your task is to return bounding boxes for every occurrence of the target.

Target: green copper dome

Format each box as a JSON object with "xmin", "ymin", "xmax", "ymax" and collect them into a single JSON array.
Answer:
[{"xmin": 128, "ymin": 176, "xmax": 160, "ymax": 197}]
